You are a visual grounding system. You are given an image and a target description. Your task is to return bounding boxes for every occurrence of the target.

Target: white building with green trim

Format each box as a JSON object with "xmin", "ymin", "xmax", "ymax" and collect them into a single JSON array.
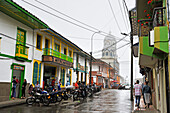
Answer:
[{"xmin": 0, "ymin": 0, "xmax": 90, "ymax": 102}]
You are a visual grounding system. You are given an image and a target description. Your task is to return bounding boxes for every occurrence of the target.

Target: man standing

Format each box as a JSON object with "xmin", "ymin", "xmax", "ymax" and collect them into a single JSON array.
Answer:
[
  {"xmin": 134, "ymin": 80, "xmax": 142, "ymax": 110},
  {"xmin": 11, "ymin": 76, "xmax": 17, "ymax": 100}
]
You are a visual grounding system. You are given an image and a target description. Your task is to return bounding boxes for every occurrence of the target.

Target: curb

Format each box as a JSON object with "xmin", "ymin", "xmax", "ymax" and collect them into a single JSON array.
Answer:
[{"xmin": 0, "ymin": 99, "xmax": 26, "ymax": 109}]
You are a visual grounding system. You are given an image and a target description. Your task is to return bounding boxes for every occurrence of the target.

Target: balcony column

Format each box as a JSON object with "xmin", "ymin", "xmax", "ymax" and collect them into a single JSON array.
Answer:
[
  {"xmin": 60, "ymin": 41, "xmax": 61, "ymax": 58},
  {"xmin": 52, "ymin": 36, "xmax": 54, "ymax": 56},
  {"xmin": 66, "ymin": 45, "xmax": 68, "ymax": 60}
]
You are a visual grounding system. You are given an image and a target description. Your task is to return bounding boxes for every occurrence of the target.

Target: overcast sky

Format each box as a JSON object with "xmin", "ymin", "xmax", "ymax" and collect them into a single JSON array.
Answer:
[{"xmin": 13, "ymin": 0, "xmax": 143, "ymax": 83}]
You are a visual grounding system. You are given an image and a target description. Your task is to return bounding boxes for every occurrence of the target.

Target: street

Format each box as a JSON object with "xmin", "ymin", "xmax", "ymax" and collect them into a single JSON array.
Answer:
[{"xmin": 0, "ymin": 89, "xmax": 132, "ymax": 113}]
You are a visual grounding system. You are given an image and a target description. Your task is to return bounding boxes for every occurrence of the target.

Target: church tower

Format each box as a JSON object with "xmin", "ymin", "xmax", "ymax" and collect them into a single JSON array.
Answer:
[{"xmin": 101, "ymin": 32, "xmax": 119, "ymax": 79}]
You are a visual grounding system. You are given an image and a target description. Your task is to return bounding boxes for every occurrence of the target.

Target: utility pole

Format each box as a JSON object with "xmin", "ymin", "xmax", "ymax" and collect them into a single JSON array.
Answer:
[{"xmin": 129, "ymin": 11, "xmax": 133, "ymax": 101}]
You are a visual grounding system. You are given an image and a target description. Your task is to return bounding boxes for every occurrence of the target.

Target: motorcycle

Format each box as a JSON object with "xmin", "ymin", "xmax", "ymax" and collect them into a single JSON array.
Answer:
[
  {"xmin": 48, "ymin": 90, "xmax": 63, "ymax": 103},
  {"xmin": 26, "ymin": 89, "xmax": 50, "ymax": 106}
]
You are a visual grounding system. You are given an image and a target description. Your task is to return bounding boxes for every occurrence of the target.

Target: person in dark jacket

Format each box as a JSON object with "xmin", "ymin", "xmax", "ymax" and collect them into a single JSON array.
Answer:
[
  {"xmin": 11, "ymin": 76, "xmax": 17, "ymax": 99},
  {"xmin": 21, "ymin": 79, "xmax": 27, "ymax": 99},
  {"xmin": 142, "ymin": 81, "xmax": 151, "ymax": 108}
]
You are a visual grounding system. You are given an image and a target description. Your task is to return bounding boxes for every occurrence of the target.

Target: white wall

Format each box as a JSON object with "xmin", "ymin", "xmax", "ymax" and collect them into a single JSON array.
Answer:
[{"xmin": 0, "ymin": 12, "xmax": 33, "ymax": 83}]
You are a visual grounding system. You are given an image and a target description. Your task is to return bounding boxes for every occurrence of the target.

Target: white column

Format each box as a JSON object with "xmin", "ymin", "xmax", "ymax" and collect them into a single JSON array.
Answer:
[
  {"xmin": 163, "ymin": 61, "xmax": 167, "ymax": 113},
  {"xmin": 40, "ymin": 62, "xmax": 44, "ymax": 88},
  {"xmin": 153, "ymin": 68, "xmax": 159, "ymax": 110}
]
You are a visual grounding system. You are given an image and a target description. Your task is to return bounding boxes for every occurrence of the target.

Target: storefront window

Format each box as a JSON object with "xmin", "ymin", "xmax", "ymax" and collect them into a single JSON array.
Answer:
[{"xmin": 33, "ymin": 62, "xmax": 38, "ymax": 85}]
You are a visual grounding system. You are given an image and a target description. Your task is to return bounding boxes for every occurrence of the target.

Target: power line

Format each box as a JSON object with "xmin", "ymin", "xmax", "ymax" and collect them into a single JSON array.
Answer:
[
  {"xmin": 122, "ymin": 0, "xmax": 130, "ymax": 30},
  {"xmin": 118, "ymin": 0, "xmax": 129, "ymax": 32},
  {"xmin": 93, "ymin": 41, "xmax": 130, "ymax": 54},
  {"xmin": 108, "ymin": 0, "xmax": 122, "ymax": 33},
  {"xmin": 34, "ymin": 0, "xmax": 129, "ymax": 42}
]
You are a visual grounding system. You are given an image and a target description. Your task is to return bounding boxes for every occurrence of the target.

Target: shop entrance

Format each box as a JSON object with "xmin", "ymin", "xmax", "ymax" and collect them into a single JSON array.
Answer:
[
  {"xmin": 10, "ymin": 64, "xmax": 25, "ymax": 99},
  {"xmin": 43, "ymin": 66, "xmax": 56, "ymax": 90}
]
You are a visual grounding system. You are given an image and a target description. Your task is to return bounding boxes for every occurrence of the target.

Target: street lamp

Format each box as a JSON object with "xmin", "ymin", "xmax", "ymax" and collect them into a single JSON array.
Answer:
[{"xmin": 89, "ymin": 31, "xmax": 100, "ymax": 87}]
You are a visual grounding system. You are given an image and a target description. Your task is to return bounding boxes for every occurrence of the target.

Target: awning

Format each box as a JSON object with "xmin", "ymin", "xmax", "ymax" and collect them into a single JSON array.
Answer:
[{"xmin": 0, "ymin": 0, "xmax": 49, "ymax": 29}]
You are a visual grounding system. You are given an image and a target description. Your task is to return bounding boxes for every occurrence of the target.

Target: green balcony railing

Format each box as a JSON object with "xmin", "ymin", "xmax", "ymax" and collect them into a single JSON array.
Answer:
[
  {"xmin": 43, "ymin": 48, "xmax": 73, "ymax": 63},
  {"xmin": 15, "ymin": 44, "xmax": 29, "ymax": 59}
]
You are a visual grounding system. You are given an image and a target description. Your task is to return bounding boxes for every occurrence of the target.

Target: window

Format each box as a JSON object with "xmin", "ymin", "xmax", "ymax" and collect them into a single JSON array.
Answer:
[
  {"xmin": 45, "ymin": 38, "xmax": 50, "ymax": 48},
  {"xmin": 64, "ymin": 48, "xmax": 67, "ymax": 55},
  {"xmin": 106, "ymin": 52, "xmax": 108, "ymax": 56},
  {"xmin": 33, "ymin": 62, "xmax": 38, "ymax": 85},
  {"xmin": 17, "ymin": 28, "xmax": 26, "ymax": 45},
  {"xmin": 110, "ymin": 52, "xmax": 112, "ymax": 56},
  {"xmin": 55, "ymin": 43, "xmax": 60, "ymax": 51},
  {"xmin": 32, "ymin": 61, "xmax": 41, "ymax": 85},
  {"xmin": 36, "ymin": 34, "xmax": 42, "ymax": 50},
  {"xmin": 69, "ymin": 50, "xmax": 72, "ymax": 57}
]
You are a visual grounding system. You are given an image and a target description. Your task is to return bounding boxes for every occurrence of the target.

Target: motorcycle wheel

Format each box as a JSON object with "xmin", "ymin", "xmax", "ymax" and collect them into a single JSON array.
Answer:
[
  {"xmin": 73, "ymin": 93, "xmax": 78, "ymax": 101},
  {"xmin": 26, "ymin": 98, "xmax": 34, "ymax": 105},
  {"xmin": 56, "ymin": 95, "xmax": 62, "ymax": 102},
  {"xmin": 43, "ymin": 97, "xmax": 50, "ymax": 106},
  {"xmin": 63, "ymin": 95, "xmax": 68, "ymax": 100},
  {"xmin": 88, "ymin": 89, "xmax": 93, "ymax": 97}
]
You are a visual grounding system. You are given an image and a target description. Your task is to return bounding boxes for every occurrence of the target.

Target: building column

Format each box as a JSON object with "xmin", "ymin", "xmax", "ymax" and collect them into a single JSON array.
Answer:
[
  {"xmin": 163, "ymin": 61, "xmax": 167, "ymax": 113},
  {"xmin": 153, "ymin": 68, "xmax": 159, "ymax": 110}
]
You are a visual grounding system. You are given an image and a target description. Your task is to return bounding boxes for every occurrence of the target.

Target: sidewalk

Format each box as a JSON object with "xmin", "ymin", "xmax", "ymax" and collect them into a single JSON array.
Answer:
[
  {"xmin": 0, "ymin": 98, "xmax": 26, "ymax": 108},
  {"xmin": 0, "ymin": 98, "xmax": 81, "ymax": 109},
  {"xmin": 132, "ymin": 96, "xmax": 160, "ymax": 113}
]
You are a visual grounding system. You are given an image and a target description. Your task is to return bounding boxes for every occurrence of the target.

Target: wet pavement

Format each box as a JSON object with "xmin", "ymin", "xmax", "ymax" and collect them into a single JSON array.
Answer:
[{"xmin": 0, "ymin": 89, "xmax": 132, "ymax": 113}]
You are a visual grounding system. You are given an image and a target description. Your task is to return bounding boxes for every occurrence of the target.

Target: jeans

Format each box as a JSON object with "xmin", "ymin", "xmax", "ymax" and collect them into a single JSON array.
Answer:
[
  {"xmin": 12, "ymin": 87, "xmax": 16, "ymax": 98},
  {"xmin": 135, "ymin": 95, "xmax": 141, "ymax": 108}
]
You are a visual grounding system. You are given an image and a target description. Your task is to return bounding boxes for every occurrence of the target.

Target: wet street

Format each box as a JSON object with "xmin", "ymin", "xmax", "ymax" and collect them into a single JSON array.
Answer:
[{"xmin": 0, "ymin": 89, "xmax": 132, "ymax": 113}]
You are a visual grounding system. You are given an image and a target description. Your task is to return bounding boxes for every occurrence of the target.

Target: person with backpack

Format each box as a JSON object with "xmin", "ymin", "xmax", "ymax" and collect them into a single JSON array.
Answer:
[{"xmin": 142, "ymin": 81, "xmax": 152, "ymax": 108}]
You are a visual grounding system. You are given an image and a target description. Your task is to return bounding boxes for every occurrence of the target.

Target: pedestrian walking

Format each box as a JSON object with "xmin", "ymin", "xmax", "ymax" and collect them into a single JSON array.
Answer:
[
  {"xmin": 21, "ymin": 79, "xmax": 27, "ymax": 99},
  {"xmin": 58, "ymin": 79, "xmax": 61, "ymax": 91},
  {"xmin": 134, "ymin": 80, "xmax": 142, "ymax": 110},
  {"xmin": 11, "ymin": 76, "xmax": 17, "ymax": 100},
  {"xmin": 142, "ymin": 81, "xmax": 151, "ymax": 108}
]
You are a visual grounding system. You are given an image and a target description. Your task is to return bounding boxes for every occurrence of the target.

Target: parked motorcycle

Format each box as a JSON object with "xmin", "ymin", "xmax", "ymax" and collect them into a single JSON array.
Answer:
[
  {"xmin": 26, "ymin": 89, "xmax": 50, "ymax": 106},
  {"xmin": 48, "ymin": 90, "xmax": 62, "ymax": 103}
]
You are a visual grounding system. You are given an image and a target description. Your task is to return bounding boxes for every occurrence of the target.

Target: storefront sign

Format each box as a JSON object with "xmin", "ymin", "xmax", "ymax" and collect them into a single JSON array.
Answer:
[
  {"xmin": 13, "ymin": 65, "xmax": 24, "ymax": 70},
  {"xmin": 54, "ymin": 57, "xmax": 73, "ymax": 68},
  {"xmin": 43, "ymin": 56, "xmax": 73, "ymax": 68},
  {"xmin": 43, "ymin": 55, "xmax": 53, "ymax": 62}
]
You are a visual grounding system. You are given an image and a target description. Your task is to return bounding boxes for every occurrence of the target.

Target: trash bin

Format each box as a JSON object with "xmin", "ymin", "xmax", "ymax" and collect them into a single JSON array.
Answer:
[{"xmin": 144, "ymin": 93, "xmax": 150, "ymax": 104}]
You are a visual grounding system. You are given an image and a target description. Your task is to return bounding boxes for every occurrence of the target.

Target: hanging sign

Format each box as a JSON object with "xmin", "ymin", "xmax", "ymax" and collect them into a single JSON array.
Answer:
[{"xmin": 13, "ymin": 65, "xmax": 24, "ymax": 70}]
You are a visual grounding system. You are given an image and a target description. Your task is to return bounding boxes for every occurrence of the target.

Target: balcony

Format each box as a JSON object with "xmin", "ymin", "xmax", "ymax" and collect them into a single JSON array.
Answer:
[
  {"xmin": 15, "ymin": 44, "xmax": 29, "ymax": 59},
  {"xmin": 43, "ymin": 48, "xmax": 73, "ymax": 63}
]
